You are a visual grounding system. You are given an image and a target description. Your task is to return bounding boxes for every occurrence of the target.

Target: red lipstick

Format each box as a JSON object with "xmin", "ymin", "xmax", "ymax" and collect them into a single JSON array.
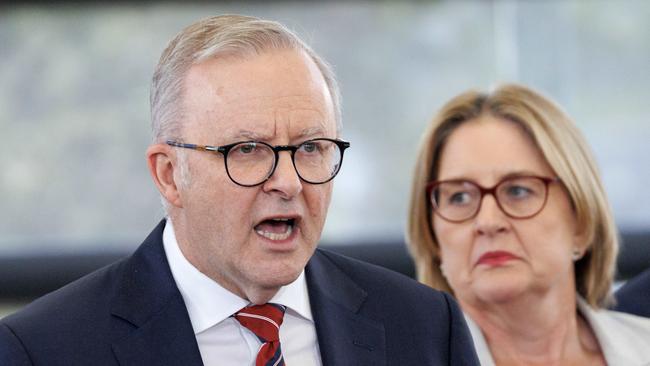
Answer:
[{"xmin": 477, "ymin": 251, "xmax": 518, "ymax": 266}]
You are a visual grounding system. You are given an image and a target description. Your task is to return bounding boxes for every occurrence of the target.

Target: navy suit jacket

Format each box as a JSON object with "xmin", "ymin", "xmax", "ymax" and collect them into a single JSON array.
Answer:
[
  {"xmin": 615, "ymin": 267, "xmax": 650, "ymax": 318},
  {"xmin": 0, "ymin": 220, "xmax": 479, "ymax": 365}
]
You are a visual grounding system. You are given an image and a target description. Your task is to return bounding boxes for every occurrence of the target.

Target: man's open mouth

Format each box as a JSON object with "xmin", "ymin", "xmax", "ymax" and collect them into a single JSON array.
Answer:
[{"xmin": 254, "ymin": 218, "xmax": 296, "ymax": 241}]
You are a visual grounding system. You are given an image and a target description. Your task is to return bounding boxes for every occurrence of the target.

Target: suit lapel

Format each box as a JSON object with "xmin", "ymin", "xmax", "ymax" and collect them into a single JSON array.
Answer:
[
  {"xmin": 109, "ymin": 220, "xmax": 204, "ymax": 366},
  {"xmin": 306, "ymin": 250, "xmax": 386, "ymax": 366},
  {"xmin": 107, "ymin": 224, "xmax": 388, "ymax": 365}
]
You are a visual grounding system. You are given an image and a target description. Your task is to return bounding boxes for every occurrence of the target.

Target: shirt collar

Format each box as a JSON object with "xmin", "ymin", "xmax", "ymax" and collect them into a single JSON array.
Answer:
[
  {"xmin": 162, "ymin": 219, "xmax": 313, "ymax": 334},
  {"xmin": 577, "ymin": 296, "xmax": 650, "ymax": 365},
  {"xmin": 463, "ymin": 313, "xmax": 495, "ymax": 366},
  {"xmin": 465, "ymin": 297, "xmax": 650, "ymax": 366}
]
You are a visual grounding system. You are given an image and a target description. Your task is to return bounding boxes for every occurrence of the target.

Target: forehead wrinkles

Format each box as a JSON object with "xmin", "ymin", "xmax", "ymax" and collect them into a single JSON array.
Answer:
[
  {"xmin": 216, "ymin": 111, "xmax": 331, "ymax": 141},
  {"xmin": 219, "ymin": 94, "xmax": 332, "ymax": 133},
  {"xmin": 221, "ymin": 92, "xmax": 328, "ymax": 110}
]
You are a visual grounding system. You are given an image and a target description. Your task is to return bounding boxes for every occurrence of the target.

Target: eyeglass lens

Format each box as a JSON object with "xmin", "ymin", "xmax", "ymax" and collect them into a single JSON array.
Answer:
[
  {"xmin": 226, "ymin": 139, "xmax": 343, "ymax": 186},
  {"xmin": 431, "ymin": 176, "xmax": 549, "ymax": 221}
]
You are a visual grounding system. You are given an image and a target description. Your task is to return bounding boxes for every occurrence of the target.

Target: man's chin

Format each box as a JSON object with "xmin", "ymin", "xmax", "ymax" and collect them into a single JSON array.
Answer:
[
  {"xmin": 261, "ymin": 267, "xmax": 303, "ymax": 288},
  {"xmin": 243, "ymin": 273, "xmax": 301, "ymax": 304}
]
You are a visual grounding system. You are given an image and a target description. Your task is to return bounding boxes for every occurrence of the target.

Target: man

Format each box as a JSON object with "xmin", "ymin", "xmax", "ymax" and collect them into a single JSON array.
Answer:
[
  {"xmin": 0, "ymin": 15, "xmax": 479, "ymax": 365},
  {"xmin": 615, "ymin": 267, "xmax": 650, "ymax": 318}
]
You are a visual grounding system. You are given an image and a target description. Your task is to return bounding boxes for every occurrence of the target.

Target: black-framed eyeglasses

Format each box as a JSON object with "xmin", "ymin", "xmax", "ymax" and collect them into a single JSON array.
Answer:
[
  {"xmin": 166, "ymin": 138, "xmax": 350, "ymax": 187},
  {"xmin": 426, "ymin": 175, "xmax": 561, "ymax": 223}
]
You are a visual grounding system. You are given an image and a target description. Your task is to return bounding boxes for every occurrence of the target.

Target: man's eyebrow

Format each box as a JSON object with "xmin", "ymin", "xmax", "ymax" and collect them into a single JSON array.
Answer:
[
  {"xmin": 230, "ymin": 126, "xmax": 328, "ymax": 141},
  {"xmin": 297, "ymin": 126, "xmax": 326, "ymax": 138},
  {"xmin": 232, "ymin": 130, "xmax": 269, "ymax": 141}
]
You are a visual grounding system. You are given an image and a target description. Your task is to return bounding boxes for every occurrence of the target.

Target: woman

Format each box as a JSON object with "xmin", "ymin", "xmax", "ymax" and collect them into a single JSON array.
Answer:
[{"xmin": 407, "ymin": 84, "xmax": 650, "ymax": 365}]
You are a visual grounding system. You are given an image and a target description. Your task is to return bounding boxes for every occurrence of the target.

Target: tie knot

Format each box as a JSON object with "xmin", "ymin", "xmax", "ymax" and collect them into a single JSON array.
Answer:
[{"xmin": 235, "ymin": 303, "xmax": 286, "ymax": 343}]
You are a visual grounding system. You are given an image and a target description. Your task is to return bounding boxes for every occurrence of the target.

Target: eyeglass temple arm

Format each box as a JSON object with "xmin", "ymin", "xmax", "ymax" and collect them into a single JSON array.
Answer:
[{"xmin": 166, "ymin": 140, "xmax": 220, "ymax": 153}]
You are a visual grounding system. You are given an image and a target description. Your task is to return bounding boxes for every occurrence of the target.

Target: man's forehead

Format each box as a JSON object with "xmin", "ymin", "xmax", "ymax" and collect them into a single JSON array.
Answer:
[
  {"xmin": 217, "ymin": 94, "xmax": 328, "ymax": 112},
  {"xmin": 184, "ymin": 51, "xmax": 330, "ymax": 98},
  {"xmin": 183, "ymin": 76, "xmax": 334, "ymax": 138},
  {"xmin": 184, "ymin": 49, "xmax": 324, "ymax": 92},
  {"xmin": 224, "ymin": 125, "xmax": 328, "ymax": 141}
]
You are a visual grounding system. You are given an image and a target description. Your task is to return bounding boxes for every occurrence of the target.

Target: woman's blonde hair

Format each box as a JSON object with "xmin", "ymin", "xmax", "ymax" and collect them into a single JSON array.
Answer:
[{"xmin": 406, "ymin": 83, "xmax": 618, "ymax": 308}]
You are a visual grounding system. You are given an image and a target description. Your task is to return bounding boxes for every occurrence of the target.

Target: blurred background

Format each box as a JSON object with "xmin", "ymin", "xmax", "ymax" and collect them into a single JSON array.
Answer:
[{"xmin": 1, "ymin": 0, "xmax": 649, "ymax": 316}]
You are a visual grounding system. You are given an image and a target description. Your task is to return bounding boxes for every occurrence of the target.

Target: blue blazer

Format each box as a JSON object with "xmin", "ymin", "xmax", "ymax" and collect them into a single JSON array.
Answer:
[
  {"xmin": 0, "ymin": 220, "xmax": 479, "ymax": 365},
  {"xmin": 615, "ymin": 267, "xmax": 650, "ymax": 318}
]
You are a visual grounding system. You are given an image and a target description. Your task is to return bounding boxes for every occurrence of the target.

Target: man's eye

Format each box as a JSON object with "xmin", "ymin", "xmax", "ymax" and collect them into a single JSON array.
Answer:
[
  {"xmin": 237, "ymin": 143, "xmax": 257, "ymax": 154},
  {"xmin": 300, "ymin": 142, "xmax": 319, "ymax": 153}
]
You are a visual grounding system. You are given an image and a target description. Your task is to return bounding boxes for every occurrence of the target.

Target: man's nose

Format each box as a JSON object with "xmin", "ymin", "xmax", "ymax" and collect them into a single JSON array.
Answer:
[
  {"xmin": 262, "ymin": 151, "xmax": 302, "ymax": 199},
  {"xmin": 473, "ymin": 194, "xmax": 509, "ymax": 236}
]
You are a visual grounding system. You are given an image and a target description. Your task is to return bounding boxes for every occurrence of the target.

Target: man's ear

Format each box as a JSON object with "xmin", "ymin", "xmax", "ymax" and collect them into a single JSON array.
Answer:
[{"xmin": 146, "ymin": 144, "xmax": 183, "ymax": 208}]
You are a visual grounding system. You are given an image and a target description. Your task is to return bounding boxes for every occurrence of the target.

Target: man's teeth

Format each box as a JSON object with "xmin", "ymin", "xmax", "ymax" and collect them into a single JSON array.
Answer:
[{"xmin": 256, "ymin": 224, "xmax": 293, "ymax": 241}]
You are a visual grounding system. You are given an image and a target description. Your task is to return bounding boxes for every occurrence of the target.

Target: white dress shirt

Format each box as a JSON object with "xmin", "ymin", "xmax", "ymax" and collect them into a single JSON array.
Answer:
[
  {"xmin": 162, "ymin": 220, "xmax": 323, "ymax": 366},
  {"xmin": 465, "ymin": 297, "xmax": 650, "ymax": 366}
]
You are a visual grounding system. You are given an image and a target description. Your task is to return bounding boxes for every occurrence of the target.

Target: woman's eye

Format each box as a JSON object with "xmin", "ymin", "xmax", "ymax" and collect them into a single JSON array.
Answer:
[
  {"xmin": 506, "ymin": 185, "xmax": 533, "ymax": 198},
  {"xmin": 449, "ymin": 192, "xmax": 471, "ymax": 204}
]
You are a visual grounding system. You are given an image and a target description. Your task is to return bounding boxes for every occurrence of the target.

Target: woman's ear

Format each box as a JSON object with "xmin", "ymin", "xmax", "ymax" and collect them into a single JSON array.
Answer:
[
  {"xmin": 572, "ymin": 224, "xmax": 590, "ymax": 260},
  {"xmin": 146, "ymin": 144, "xmax": 183, "ymax": 208}
]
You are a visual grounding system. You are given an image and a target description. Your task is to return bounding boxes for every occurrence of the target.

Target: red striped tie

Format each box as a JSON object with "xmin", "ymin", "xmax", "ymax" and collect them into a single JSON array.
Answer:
[{"xmin": 235, "ymin": 303, "xmax": 287, "ymax": 366}]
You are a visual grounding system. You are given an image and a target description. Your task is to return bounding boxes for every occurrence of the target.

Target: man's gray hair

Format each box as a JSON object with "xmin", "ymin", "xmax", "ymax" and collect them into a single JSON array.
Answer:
[{"xmin": 150, "ymin": 14, "xmax": 342, "ymax": 143}]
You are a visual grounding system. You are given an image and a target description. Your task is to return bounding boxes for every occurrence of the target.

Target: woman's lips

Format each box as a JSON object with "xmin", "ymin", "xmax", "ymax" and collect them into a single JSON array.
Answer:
[{"xmin": 477, "ymin": 251, "xmax": 519, "ymax": 266}]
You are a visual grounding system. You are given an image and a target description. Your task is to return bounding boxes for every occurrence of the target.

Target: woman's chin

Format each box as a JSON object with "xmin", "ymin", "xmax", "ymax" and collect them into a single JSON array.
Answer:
[{"xmin": 472, "ymin": 280, "xmax": 529, "ymax": 305}]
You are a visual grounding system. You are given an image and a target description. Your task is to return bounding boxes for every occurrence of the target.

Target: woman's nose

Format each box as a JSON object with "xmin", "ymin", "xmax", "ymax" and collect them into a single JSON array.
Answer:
[{"xmin": 473, "ymin": 194, "xmax": 509, "ymax": 236}]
